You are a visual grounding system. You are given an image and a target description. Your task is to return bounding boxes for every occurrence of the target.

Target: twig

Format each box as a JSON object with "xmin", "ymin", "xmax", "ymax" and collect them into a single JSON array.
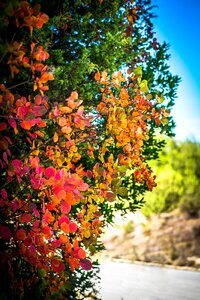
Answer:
[{"xmin": 7, "ymin": 80, "xmax": 32, "ymax": 90}]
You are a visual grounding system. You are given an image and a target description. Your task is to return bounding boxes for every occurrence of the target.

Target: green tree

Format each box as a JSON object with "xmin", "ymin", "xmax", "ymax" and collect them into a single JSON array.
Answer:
[{"xmin": 142, "ymin": 139, "xmax": 200, "ymax": 217}]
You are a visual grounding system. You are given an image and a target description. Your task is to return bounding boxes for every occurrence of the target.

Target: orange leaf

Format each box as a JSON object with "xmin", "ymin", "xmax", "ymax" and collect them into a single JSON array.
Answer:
[
  {"xmin": 68, "ymin": 257, "xmax": 80, "ymax": 272},
  {"xmin": 57, "ymin": 190, "xmax": 66, "ymax": 200},
  {"xmin": 59, "ymin": 234, "xmax": 70, "ymax": 244},
  {"xmin": 60, "ymin": 222, "xmax": 69, "ymax": 233},
  {"xmin": 43, "ymin": 210, "xmax": 55, "ymax": 224},
  {"xmin": 58, "ymin": 117, "xmax": 67, "ymax": 127},
  {"xmin": 37, "ymin": 120, "xmax": 46, "ymax": 128},
  {"xmin": 94, "ymin": 71, "xmax": 100, "ymax": 81},
  {"xmin": 35, "ymin": 130, "xmax": 44, "ymax": 137},
  {"xmin": 60, "ymin": 106, "xmax": 72, "ymax": 114},
  {"xmin": 77, "ymin": 248, "xmax": 86, "ymax": 259},
  {"xmin": 40, "ymin": 72, "xmax": 54, "ymax": 83},
  {"xmin": 20, "ymin": 120, "xmax": 36, "ymax": 130},
  {"xmin": 33, "ymin": 46, "xmax": 49, "ymax": 61},
  {"xmin": 53, "ymin": 131, "xmax": 58, "ymax": 142},
  {"xmin": 61, "ymin": 126, "xmax": 72, "ymax": 134},
  {"xmin": 70, "ymin": 91, "xmax": 78, "ymax": 100},
  {"xmin": 64, "ymin": 192, "xmax": 76, "ymax": 205}
]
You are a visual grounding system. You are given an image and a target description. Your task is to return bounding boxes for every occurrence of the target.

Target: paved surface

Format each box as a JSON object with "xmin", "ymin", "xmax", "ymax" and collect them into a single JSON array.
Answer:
[{"xmin": 100, "ymin": 261, "xmax": 200, "ymax": 300}]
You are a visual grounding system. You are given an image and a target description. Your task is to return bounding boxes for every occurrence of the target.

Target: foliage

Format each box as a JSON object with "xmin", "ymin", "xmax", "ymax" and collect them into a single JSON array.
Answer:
[
  {"xmin": 0, "ymin": 0, "xmax": 179, "ymax": 298},
  {"xmin": 142, "ymin": 139, "xmax": 200, "ymax": 218}
]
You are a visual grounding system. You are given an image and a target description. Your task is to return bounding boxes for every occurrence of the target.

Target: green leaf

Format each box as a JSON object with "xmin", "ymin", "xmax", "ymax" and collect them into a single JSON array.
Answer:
[
  {"xmin": 140, "ymin": 80, "xmax": 149, "ymax": 93},
  {"xmin": 133, "ymin": 66, "xmax": 143, "ymax": 76}
]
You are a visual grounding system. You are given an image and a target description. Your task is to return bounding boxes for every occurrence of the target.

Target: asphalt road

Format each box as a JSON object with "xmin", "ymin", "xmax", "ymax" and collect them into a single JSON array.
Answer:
[{"xmin": 100, "ymin": 261, "xmax": 200, "ymax": 300}]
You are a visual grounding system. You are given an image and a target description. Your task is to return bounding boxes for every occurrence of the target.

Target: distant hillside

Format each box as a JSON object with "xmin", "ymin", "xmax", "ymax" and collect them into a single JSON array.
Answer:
[{"xmin": 101, "ymin": 210, "xmax": 200, "ymax": 269}]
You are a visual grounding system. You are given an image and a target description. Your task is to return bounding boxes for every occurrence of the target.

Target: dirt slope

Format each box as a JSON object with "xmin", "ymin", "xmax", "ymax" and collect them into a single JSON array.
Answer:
[{"xmin": 101, "ymin": 210, "xmax": 200, "ymax": 269}]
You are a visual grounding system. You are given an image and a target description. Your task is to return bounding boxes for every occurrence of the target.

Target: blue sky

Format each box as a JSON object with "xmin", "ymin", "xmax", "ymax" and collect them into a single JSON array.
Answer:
[{"xmin": 152, "ymin": 0, "xmax": 200, "ymax": 141}]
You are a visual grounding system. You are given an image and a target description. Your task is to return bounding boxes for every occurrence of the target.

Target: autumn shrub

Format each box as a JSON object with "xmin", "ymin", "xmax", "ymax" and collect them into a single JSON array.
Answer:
[{"xmin": 0, "ymin": 0, "xmax": 179, "ymax": 298}]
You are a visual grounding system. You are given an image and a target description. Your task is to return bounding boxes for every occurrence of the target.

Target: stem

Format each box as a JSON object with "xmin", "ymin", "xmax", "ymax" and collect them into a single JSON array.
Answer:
[{"xmin": 8, "ymin": 80, "xmax": 32, "ymax": 90}]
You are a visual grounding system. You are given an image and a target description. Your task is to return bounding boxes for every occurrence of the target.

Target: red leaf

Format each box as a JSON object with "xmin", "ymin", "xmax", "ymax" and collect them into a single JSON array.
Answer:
[
  {"xmin": 0, "ymin": 226, "xmax": 12, "ymax": 240},
  {"xmin": 51, "ymin": 239, "xmax": 61, "ymax": 248},
  {"xmin": 0, "ymin": 199, "xmax": 5, "ymax": 207},
  {"xmin": 10, "ymin": 200, "xmax": 20, "ymax": 211},
  {"xmin": 51, "ymin": 258, "xmax": 65, "ymax": 273},
  {"xmin": 80, "ymin": 259, "xmax": 92, "ymax": 271},
  {"xmin": 3, "ymin": 152, "xmax": 8, "ymax": 163},
  {"xmin": 42, "ymin": 226, "xmax": 52, "ymax": 237},
  {"xmin": 45, "ymin": 167, "xmax": 55, "ymax": 178},
  {"xmin": 0, "ymin": 122, "xmax": 7, "ymax": 132},
  {"xmin": 58, "ymin": 216, "xmax": 70, "ymax": 225},
  {"xmin": 20, "ymin": 213, "xmax": 31, "ymax": 223},
  {"xmin": 12, "ymin": 159, "xmax": 22, "ymax": 172},
  {"xmin": 24, "ymin": 237, "xmax": 32, "ymax": 246},
  {"xmin": 53, "ymin": 105, "xmax": 60, "ymax": 117},
  {"xmin": 1, "ymin": 188, "xmax": 8, "ymax": 200},
  {"xmin": 60, "ymin": 201, "xmax": 71, "ymax": 214},
  {"xmin": 69, "ymin": 222, "xmax": 78, "ymax": 233},
  {"xmin": 33, "ymin": 220, "xmax": 39, "ymax": 230},
  {"xmin": 35, "ymin": 130, "xmax": 44, "ymax": 138},
  {"xmin": 53, "ymin": 185, "xmax": 62, "ymax": 195},
  {"xmin": 5, "ymin": 136, "xmax": 12, "ymax": 145},
  {"xmin": 8, "ymin": 118, "xmax": 17, "ymax": 129},
  {"xmin": 17, "ymin": 106, "xmax": 29, "ymax": 118},
  {"xmin": 15, "ymin": 229, "xmax": 26, "ymax": 241},
  {"xmin": 33, "ymin": 46, "xmax": 49, "ymax": 61},
  {"xmin": 54, "ymin": 185, "xmax": 66, "ymax": 200},
  {"xmin": 34, "ymin": 94, "xmax": 42, "ymax": 105},
  {"xmin": 0, "ymin": 139, "xmax": 8, "ymax": 150},
  {"xmin": 33, "ymin": 207, "xmax": 40, "ymax": 218}
]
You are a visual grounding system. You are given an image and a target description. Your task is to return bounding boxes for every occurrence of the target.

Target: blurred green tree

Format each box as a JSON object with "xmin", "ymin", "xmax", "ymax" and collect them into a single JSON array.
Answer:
[{"xmin": 142, "ymin": 139, "xmax": 200, "ymax": 217}]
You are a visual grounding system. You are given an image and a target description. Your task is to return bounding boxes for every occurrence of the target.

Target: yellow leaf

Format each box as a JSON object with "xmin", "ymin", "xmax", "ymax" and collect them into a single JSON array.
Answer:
[
  {"xmin": 84, "ymin": 230, "xmax": 91, "ymax": 239},
  {"xmin": 32, "ymin": 149, "xmax": 39, "ymax": 156}
]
